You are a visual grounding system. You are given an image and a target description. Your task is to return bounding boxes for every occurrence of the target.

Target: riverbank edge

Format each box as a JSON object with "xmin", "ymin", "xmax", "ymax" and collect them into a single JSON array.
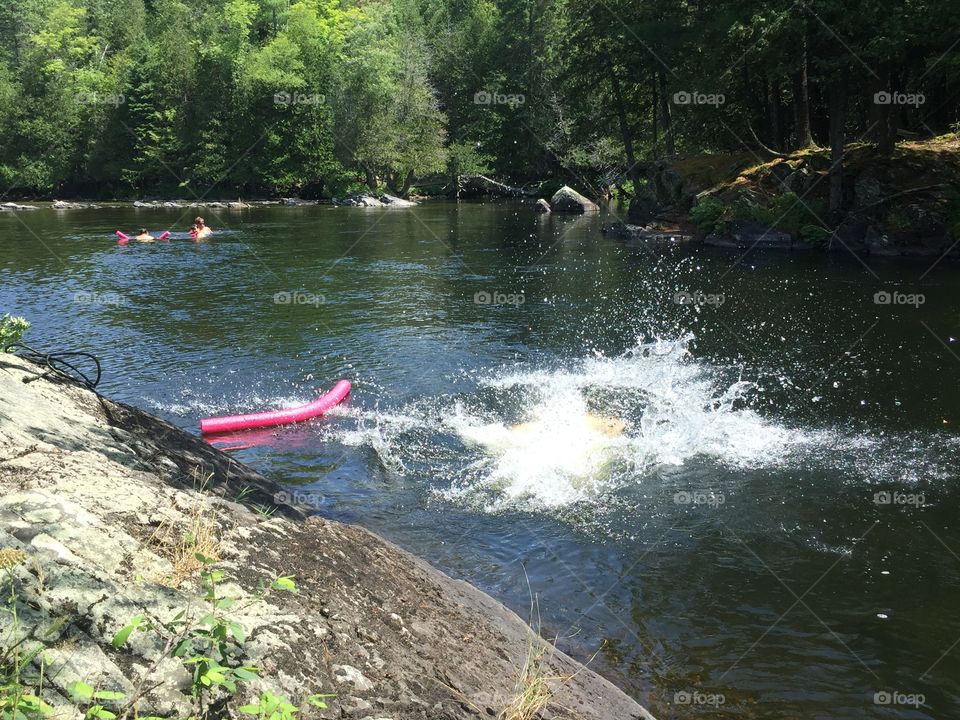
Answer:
[
  {"xmin": 613, "ymin": 137, "xmax": 960, "ymax": 257},
  {"xmin": 0, "ymin": 353, "xmax": 656, "ymax": 720}
]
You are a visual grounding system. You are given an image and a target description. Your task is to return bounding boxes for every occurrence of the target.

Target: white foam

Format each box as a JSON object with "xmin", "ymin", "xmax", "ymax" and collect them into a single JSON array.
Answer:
[
  {"xmin": 439, "ymin": 336, "xmax": 807, "ymax": 509},
  {"xmin": 315, "ymin": 337, "xmax": 811, "ymax": 510}
]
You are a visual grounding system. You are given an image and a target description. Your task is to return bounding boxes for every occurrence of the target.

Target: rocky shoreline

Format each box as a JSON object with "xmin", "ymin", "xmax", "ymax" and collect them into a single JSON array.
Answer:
[
  {"xmin": 0, "ymin": 353, "xmax": 654, "ymax": 720},
  {"xmin": 620, "ymin": 137, "xmax": 960, "ymax": 258},
  {"xmin": 1, "ymin": 194, "xmax": 419, "ymax": 211}
]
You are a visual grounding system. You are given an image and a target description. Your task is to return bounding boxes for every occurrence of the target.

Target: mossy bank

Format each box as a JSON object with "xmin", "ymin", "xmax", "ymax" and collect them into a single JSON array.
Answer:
[
  {"xmin": 0, "ymin": 353, "xmax": 655, "ymax": 720},
  {"xmin": 616, "ymin": 136, "xmax": 960, "ymax": 256}
]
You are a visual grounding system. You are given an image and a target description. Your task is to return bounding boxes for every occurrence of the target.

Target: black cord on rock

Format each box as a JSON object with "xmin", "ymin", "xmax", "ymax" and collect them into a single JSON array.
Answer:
[{"xmin": 6, "ymin": 343, "xmax": 102, "ymax": 390}]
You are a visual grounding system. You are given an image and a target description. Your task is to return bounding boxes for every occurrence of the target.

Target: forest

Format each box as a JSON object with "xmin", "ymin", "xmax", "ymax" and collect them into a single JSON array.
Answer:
[{"xmin": 0, "ymin": 0, "xmax": 957, "ymax": 200}]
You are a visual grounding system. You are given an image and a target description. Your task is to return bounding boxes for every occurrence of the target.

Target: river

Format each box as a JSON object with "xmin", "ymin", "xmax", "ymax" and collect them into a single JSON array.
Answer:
[{"xmin": 2, "ymin": 201, "xmax": 959, "ymax": 719}]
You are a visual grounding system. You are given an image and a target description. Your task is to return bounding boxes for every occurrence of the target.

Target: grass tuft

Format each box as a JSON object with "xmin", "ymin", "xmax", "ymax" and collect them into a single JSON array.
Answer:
[{"xmin": 148, "ymin": 469, "xmax": 221, "ymax": 587}]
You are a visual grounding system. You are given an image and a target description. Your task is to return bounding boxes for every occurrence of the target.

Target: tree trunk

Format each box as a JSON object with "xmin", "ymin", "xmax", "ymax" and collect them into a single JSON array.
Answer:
[
  {"xmin": 650, "ymin": 71, "xmax": 659, "ymax": 157},
  {"xmin": 658, "ymin": 71, "xmax": 675, "ymax": 156},
  {"xmin": 868, "ymin": 69, "xmax": 897, "ymax": 154},
  {"xmin": 767, "ymin": 78, "xmax": 784, "ymax": 151},
  {"xmin": 362, "ymin": 163, "xmax": 378, "ymax": 192},
  {"xmin": 828, "ymin": 78, "xmax": 846, "ymax": 220},
  {"xmin": 608, "ymin": 61, "xmax": 640, "ymax": 187},
  {"xmin": 792, "ymin": 29, "xmax": 814, "ymax": 148},
  {"xmin": 399, "ymin": 169, "xmax": 414, "ymax": 198}
]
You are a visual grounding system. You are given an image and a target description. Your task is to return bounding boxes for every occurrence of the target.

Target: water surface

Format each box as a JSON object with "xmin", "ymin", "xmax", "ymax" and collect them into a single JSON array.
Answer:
[{"xmin": 2, "ymin": 202, "xmax": 959, "ymax": 719}]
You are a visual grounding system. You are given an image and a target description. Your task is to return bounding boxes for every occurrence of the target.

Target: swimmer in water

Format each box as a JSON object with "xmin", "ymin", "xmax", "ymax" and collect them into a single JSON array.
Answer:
[
  {"xmin": 512, "ymin": 413, "xmax": 625, "ymax": 437},
  {"xmin": 134, "ymin": 227, "xmax": 154, "ymax": 242},
  {"xmin": 193, "ymin": 216, "xmax": 213, "ymax": 238}
]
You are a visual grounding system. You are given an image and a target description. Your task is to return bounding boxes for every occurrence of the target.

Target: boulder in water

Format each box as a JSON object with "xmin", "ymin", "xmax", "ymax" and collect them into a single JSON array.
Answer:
[
  {"xmin": 550, "ymin": 185, "xmax": 599, "ymax": 213},
  {"xmin": 534, "ymin": 198, "xmax": 551, "ymax": 214},
  {"xmin": 626, "ymin": 190, "xmax": 660, "ymax": 224}
]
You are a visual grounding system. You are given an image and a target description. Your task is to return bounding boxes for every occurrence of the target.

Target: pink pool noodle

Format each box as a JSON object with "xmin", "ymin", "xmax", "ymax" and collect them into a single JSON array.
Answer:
[
  {"xmin": 116, "ymin": 230, "xmax": 129, "ymax": 244},
  {"xmin": 200, "ymin": 380, "xmax": 351, "ymax": 434},
  {"xmin": 158, "ymin": 231, "xmax": 170, "ymax": 240}
]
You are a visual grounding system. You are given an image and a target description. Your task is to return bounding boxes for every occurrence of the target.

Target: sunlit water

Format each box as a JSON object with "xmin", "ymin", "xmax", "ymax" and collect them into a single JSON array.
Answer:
[{"xmin": 2, "ymin": 202, "xmax": 960, "ymax": 719}]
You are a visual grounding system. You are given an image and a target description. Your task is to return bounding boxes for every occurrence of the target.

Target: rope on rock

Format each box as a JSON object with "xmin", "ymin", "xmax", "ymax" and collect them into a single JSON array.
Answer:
[{"xmin": 6, "ymin": 343, "xmax": 102, "ymax": 390}]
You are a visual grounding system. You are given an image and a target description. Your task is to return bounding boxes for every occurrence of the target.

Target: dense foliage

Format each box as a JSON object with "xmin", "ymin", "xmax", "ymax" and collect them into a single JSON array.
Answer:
[{"xmin": 0, "ymin": 0, "xmax": 957, "ymax": 198}]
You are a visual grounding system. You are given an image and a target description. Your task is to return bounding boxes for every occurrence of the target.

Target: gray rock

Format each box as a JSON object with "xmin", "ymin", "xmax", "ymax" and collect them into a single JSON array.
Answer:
[
  {"xmin": 550, "ymin": 185, "xmax": 599, "ymax": 213},
  {"xmin": 783, "ymin": 166, "xmax": 813, "ymax": 194},
  {"xmin": 854, "ymin": 173, "xmax": 885, "ymax": 209},
  {"xmin": 380, "ymin": 194, "xmax": 417, "ymax": 207},
  {"xmin": 626, "ymin": 190, "xmax": 660, "ymax": 224},
  {"xmin": 650, "ymin": 161, "xmax": 688, "ymax": 206},
  {"xmin": 534, "ymin": 198, "xmax": 551, "ymax": 214},
  {"xmin": 332, "ymin": 664, "xmax": 374, "ymax": 692},
  {"xmin": 705, "ymin": 220, "xmax": 810, "ymax": 250}
]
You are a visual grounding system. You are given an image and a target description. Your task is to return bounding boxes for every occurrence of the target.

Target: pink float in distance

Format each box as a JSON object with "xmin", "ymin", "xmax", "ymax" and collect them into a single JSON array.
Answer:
[
  {"xmin": 200, "ymin": 380, "xmax": 352, "ymax": 434},
  {"xmin": 117, "ymin": 230, "xmax": 169, "ymax": 244}
]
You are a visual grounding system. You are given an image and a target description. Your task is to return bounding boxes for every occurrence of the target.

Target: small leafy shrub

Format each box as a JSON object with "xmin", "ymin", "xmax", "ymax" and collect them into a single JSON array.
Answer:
[
  {"xmin": 67, "ymin": 682, "xmax": 126, "ymax": 720},
  {"xmin": 799, "ymin": 224, "xmax": 830, "ymax": 245},
  {"xmin": 884, "ymin": 208, "xmax": 912, "ymax": 232},
  {"xmin": 0, "ymin": 315, "xmax": 29, "ymax": 351},
  {"xmin": 690, "ymin": 196, "xmax": 726, "ymax": 234},
  {"xmin": 239, "ymin": 691, "xmax": 332, "ymax": 720},
  {"xmin": 113, "ymin": 556, "xmax": 313, "ymax": 717},
  {"xmin": 2, "ymin": 558, "xmax": 51, "ymax": 720},
  {"xmin": 736, "ymin": 192, "xmax": 828, "ymax": 237}
]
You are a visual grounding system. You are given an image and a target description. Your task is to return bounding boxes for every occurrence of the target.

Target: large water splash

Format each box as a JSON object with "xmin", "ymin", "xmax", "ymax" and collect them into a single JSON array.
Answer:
[{"xmin": 328, "ymin": 335, "xmax": 812, "ymax": 510}]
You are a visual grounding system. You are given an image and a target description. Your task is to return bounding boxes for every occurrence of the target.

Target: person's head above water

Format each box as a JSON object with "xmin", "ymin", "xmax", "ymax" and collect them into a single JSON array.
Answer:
[
  {"xmin": 195, "ymin": 216, "xmax": 205, "ymax": 227},
  {"xmin": 139, "ymin": 228, "xmax": 147, "ymax": 234}
]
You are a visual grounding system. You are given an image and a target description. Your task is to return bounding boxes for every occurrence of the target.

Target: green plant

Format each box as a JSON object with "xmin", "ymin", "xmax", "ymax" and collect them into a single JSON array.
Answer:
[
  {"xmin": 252, "ymin": 504, "xmax": 276, "ymax": 519},
  {"xmin": 690, "ymin": 196, "xmax": 726, "ymax": 234},
  {"xmin": 233, "ymin": 485, "xmax": 256, "ymax": 503},
  {"xmin": 1, "ymin": 558, "xmax": 52, "ymax": 720},
  {"xmin": 239, "ymin": 691, "xmax": 332, "ymax": 720},
  {"xmin": 884, "ymin": 208, "xmax": 912, "ymax": 232},
  {"xmin": 611, "ymin": 179, "xmax": 634, "ymax": 199},
  {"xmin": 799, "ymin": 224, "xmax": 830, "ymax": 245},
  {"xmin": 67, "ymin": 682, "xmax": 125, "ymax": 720},
  {"xmin": 112, "ymin": 557, "xmax": 307, "ymax": 718},
  {"xmin": 172, "ymin": 558, "xmax": 258, "ymax": 697},
  {"xmin": 0, "ymin": 316, "xmax": 29, "ymax": 352},
  {"xmin": 738, "ymin": 192, "xmax": 828, "ymax": 237}
]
